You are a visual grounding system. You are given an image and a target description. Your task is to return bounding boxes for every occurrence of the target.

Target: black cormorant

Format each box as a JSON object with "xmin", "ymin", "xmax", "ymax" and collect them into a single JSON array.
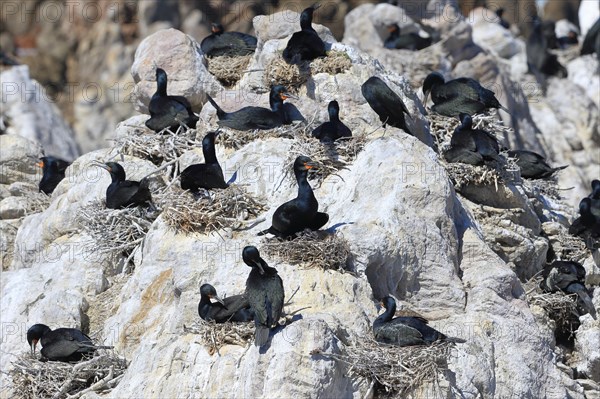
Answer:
[
  {"xmin": 97, "ymin": 162, "xmax": 154, "ymax": 209},
  {"xmin": 198, "ymin": 283, "xmax": 254, "ymax": 323},
  {"xmin": 581, "ymin": 18, "xmax": 600, "ymax": 61},
  {"xmin": 589, "ymin": 179, "xmax": 600, "ymax": 219},
  {"xmin": 145, "ymin": 67, "xmax": 199, "ymax": 132},
  {"xmin": 258, "ymin": 156, "xmax": 329, "ymax": 238},
  {"xmin": 200, "ymin": 23, "xmax": 257, "ymax": 57},
  {"xmin": 384, "ymin": 24, "xmax": 431, "ymax": 51},
  {"xmin": 282, "ymin": 4, "xmax": 326, "ymax": 64},
  {"xmin": 444, "ymin": 113, "xmax": 501, "ymax": 166},
  {"xmin": 243, "ymin": 246, "xmax": 285, "ymax": 347},
  {"xmin": 526, "ymin": 18, "xmax": 567, "ymax": 80},
  {"xmin": 569, "ymin": 197, "xmax": 600, "ymax": 241},
  {"xmin": 541, "ymin": 261, "xmax": 597, "ymax": 319},
  {"xmin": 373, "ymin": 296, "xmax": 465, "ymax": 346},
  {"xmin": 38, "ymin": 156, "xmax": 70, "ymax": 195},
  {"xmin": 361, "ymin": 76, "xmax": 413, "ymax": 134},
  {"xmin": 311, "ymin": 100, "xmax": 352, "ymax": 142},
  {"xmin": 180, "ymin": 132, "xmax": 228, "ymax": 192},
  {"xmin": 206, "ymin": 86, "xmax": 295, "ymax": 131},
  {"xmin": 27, "ymin": 324, "xmax": 109, "ymax": 362},
  {"xmin": 422, "ymin": 72, "xmax": 508, "ymax": 117},
  {"xmin": 507, "ymin": 150, "xmax": 568, "ymax": 179}
]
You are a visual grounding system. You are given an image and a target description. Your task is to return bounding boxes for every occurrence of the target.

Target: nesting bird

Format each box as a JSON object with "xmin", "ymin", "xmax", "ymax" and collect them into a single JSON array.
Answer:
[
  {"xmin": 361, "ymin": 76, "xmax": 413, "ymax": 134},
  {"xmin": 507, "ymin": 150, "xmax": 568, "ymax": 179},
  {"xmin": 259, "ymin": 156, "xmax": 329, "ymax": 239},
  {"xmin": 444, "ymin": 113, "xmax": 501, "ymax": 166},
  {"xmin": 283, "ymin": 4, "xmax": 326, "ymax": 64},
  {"xmin": 422, "ymin": 72, "xmax": 507, "ymax": 117},
  {"xmin": 311, "ymin": 100, "xmax": 352, "ymax": 142},
  {"xmin": 569, "ymin": 197, "xmax": 600, "ymax": 243},
  {"xmin": 198, "ymin": 283, "xmax": 254, "ymax": 323},
  {"xmin": 145, "ymin": 67, "xmax": 199, "ymax": 132},
  {"xmin": 38, "ymin": 156, "xmax": 70, "ymax": 195},
  {"xmin": 180, "ymin": 132, "xmax": 228, "ymax": 192},
  {"xmin": 200, "ymin": 23, "xmax": 257, "ymax": 57},
  {"xmin": 540, "ymin": 261, "xmax": 597, "ymax": 319},
  {"xmin": 384, "ymin": 24, "xmax": 431, "ymax": 51},
  {"xmin": 243, "ymin": 246, "xmax": 285, "ymax": 347},
  {"xmin": 27, "ymin": 324, "xmax": 110, "ymax": 362},
  {"xmin": 97, "ymin": 162, "xmax": 154, "ymax": 209},
  {"xmin": 526, "ymin": 17, "xmax": 567, "ymax": 81},
  {"xmin": 206, "ymin": 86, "xmax": 295, "ymax": 131}
]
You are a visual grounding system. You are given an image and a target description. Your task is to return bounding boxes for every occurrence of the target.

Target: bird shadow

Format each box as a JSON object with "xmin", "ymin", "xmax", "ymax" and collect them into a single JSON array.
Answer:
[
  {"xmin": 259, "ymin": 314, "xmax": 304, "ymax": 355},
  {"xmin": 325, "ymin": 222, "xmax": 353, "ymax": 234},
  {"xmin": 226, "ymin": 170, "xmax": 238, "ymax": 184},
  {"xmin": 284, "ymin": 103, "xmax": 306, "ymax": 124}
]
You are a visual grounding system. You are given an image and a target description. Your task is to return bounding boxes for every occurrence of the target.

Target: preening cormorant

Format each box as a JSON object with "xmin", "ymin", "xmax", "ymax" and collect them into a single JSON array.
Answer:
[
  {"xmin": 97, "ymin": 162, "xmax": 154, "ymax": 209},
  {"xmin": 361, "ymin": 76, "xmax": 413, "ymax": 134},
  {"xmin": 38, "ymin": 156, "xmax": 70, "ymax": 195},
  {"xmin": 373, "ymin": 296, "xmax": 465, "ymax": 346},
  {"xmin": 206, "ymin": 86, "xmax": 295, "ymax": 131},
  {"xmin": 198, "ymin": 283, "xmax": 254, "ymax": 323},
  {"xmin": 258, "ymin": 156, "xmax": 329, "ymax": 238},
  {"xmin": 507, "ymin": 150, "xmax": 568, "ymax": 179},
  {"xmin": 200, "ymin": 23, "xmax": 257, "ymax": 57},
  {"xmin": 145, "ymin": 67, "xmax": 199, "ymax": 132},
  {"xmin": 541, "ymin": 261, "xmax": 597, "ymax": 319},
  {"xmin": 243, "ymin": 246, "xmax": 285, "ymax": 347},
  {"xmin": 384, "ymin": 24, "xmax": 431, "ymax": 51},
  {"xmin": 282, "ymin": 4, "xmax": 326, "ymax": 64},
  {"xmin": 27, "ymin": 324, "xmax": 110, "ymax": 362},
  {"xmin": 311, "ymin": 100, "xmax": 352, "ymax": 142},
  {"xmin": 180, "ymin": 132, "xmax": 228, "ymax": 192},
  {"xmin": 422, "ymin": 72, "xmax": 507, "ymax": 117},
  {"xmin": 444, "ymin": 113, "xmax": 501, "ymax": 166}
]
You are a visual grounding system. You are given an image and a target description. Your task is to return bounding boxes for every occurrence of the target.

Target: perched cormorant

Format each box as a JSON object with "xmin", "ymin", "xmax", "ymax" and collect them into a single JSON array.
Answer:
[
  {"xmin": 97, "ymin": 162, "xmax": 154, "ymax": 209},
  {"xmin": 495, "ymin": 8, "xmax": 510, "ymax": 30},
  {"xmin": 27, "ymin": 324, "xmax": 109, "ymax": 362},
  {"xmin": 198, "ymin": 283, "xmax": 254, "ymax": 323},
  {"xmin": 243, "ymin": 246, "xmax": 285, "ymax": 347},
  {"xmin": 589, "ymin": 180, "xmax": 600, "ymax": 219},
  {"xmin": 581, "ymin": 18, "xmax": 600, "ymax": 60},
  {"xmin": 361, "ymin": 76, "xmax": 413, "ymax": 134},
  {"xmin": 206, "ymin": 85, "xmax": 295, "ymax": 131},
  {"xmin": 541, "ymin": 261, "xmax": 597, "ymax": 319},
  {"xmin": 282, "ymin": 4, "xmax": 326, "ymax": 64},
  {"xmin": 38, "ymin": 156, "xmax": 70, "ymax": 195},
  {"xmin": 200, "ymin": 23, "xmax": 257, "ymax": 57},
  {"xmin": 180, "ymin": 132, "xmax": 228, "ymax": 192},
  {"xmin": 145, "ymin": 67, "xmax": 199, "ymax": 133},
  {"xmin": 373, "ymin": 296, "xmax": 465, "ymax": 346},
  {"xmin": 569, "ymin": 197, "xmax": 600, "ymax": 241},
  {"xmin": 311, "ymin": 100, "xmax": 352, "ymax": 142},
  {"xmin": 384, "ymin": 24, "xmax": 431, "ymax": 51},
  {"xmin": 258, "ymin": 156, "xmax": 329, "ymax": 238},
  {"xmin": 507, "ymin": 150, "xmax": 568, "ymax": 179},
  {"xmin": 526, "ymin": 18, "xmax": 567, "ymax": 80},
  {"xmin": 444, "ymin": 113, "xmax": 501, "ymax": 166},
  {"xmin": 422, "ymin": 72, "xmax": 507, "ymax": 117}
]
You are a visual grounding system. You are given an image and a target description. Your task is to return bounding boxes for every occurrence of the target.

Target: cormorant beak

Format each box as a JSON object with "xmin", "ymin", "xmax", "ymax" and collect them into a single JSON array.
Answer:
[
  {"xmin": 303, "ymin": 161, "xmax": 317, "ymax": 170},
  {"xmin": 30, "ymin": 339, "xmax": 38, "ymax": 355},
  {"xmin": 388, "ymin": 25, "xmax": 398, "ymax": 33},
  {"xmin": 280, "ymin": 92, "xmax": 298, "ymax": 101},
  {"xmin": 423, "ymin": 91, "xmax": 430, "ymax": 106},
  {"xmin": 254, "ymin": 260, "xmax": 265, "ymax": 275},
  {"xmin": 36, "ymin": 161, "xmax": 44, "ymax": 168},
  {"xmin": 312, "ymin": 3, "xmax": 322, "ymax": 11},
  {"xmin": 211, "ymin": 294, "xmax": 226, "ymax": 307}
]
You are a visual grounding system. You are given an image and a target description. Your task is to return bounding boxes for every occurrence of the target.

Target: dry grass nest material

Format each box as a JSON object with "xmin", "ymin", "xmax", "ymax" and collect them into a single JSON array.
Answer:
[
  {"xmin": 207, "ymin": 54, "xmax": 253, "ymax": 87},
  {"xmin": 77, "ymin": 200, "xmax": 155, "ymax": 256},
  {"xmin": 9, "ymin": 351, "xmax": 127, "ymax": 399},
  {"xmin": 313, "ymin": 338, "xmax": 452, "ymax": 397},
  {"xmin": 262, "ymin": 230, "xmax": 351, "ymax": 271},
  {"xmin": 156, "ymin": 184, "xmax": 266, "ymax": 234},
  {"xmin": 217, "ymin": 121, "xmax": 302, "ymax": 150},
  {"xmin": 547, "ymin": 227, "xmax": 590, "ymax": 264},
  {"xmin": 264, "ymin": 51, "xmax": 352, "ymax": 90},
  {"xmin": 184, "ymin": 320, "xmax": 254, "ymax": 356},
  {"xmin": 525, "ymin": 276, "xmax": 579, "ymax": 333},
  {"xmin": 115, "ymin": 125, "xmax": 202, "ymax": 165},
  {"xmin": 25, "ymin": 192, "xmax": 52, "ymax": 215}
]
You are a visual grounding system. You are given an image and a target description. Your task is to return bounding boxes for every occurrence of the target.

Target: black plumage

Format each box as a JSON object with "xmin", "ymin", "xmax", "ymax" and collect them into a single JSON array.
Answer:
[
  {"xmin": 361, "ymin": 76, "xmax": 413, "ymax": 134},
  {"xmin": 526, "ymin": 18, "xmax": 567, "ymax": 80},
  {"xmin": 26, "ymin": 324, "xmax": 109, "ymax": 362},
  {"xmin": 384, "ymin": 24, "xmax": 431, "ymax": 51},
  {"xmin": 243, "ymin": 246, "xmax": 285, "ymax": 347},
  {"xmin": 200, "ymin": 23, "xmax": 257, "ymax": 57},
  {"xmin": 180, "ymin": 132, "xmax": 228, "ymax": 192},
  {"xmin": 422, "ymin": 72, "xmax": 507, "ymax": 117},
  {"xmin": 258, "ymin": 156, "xmax": 329, "ymax": 238},
  {"xmin": 495, "ymin": 8, "xmax": 510, "ymax": 30},
  {"xmin": 282, "ymin": 4, "xmax": 326, "ymax": 64},
  {"xmin": 581, "ymin": 18, "xmax": 600, "ymax": 60},
  {"xmin": 311, "ymin": 100, "xmax": 352, "ymax": 142},
  {"xmin": 444, "ymin": 113, "xmax": 501, "ymax": 166},
  {"xmin": 373, "ymin": 296, "xmax": 465, "ymax": 346},
  {"xmin": 507, "ymin": 149, "xmax": 568, "ymax": 179},
  {"xmin": 198, "ymin": 283, "xmax": 254, "ymax": 323},
  {"xmin": 569, "ymin": 197, "xmax": 600, "ymax": 241},
  {"xmin": 98, "ymin": 162, "xmax": 154, "ymax": 209},
  {"xmin": 541, "ymin": 261, "xmax": 597, "ymax": 319},
  {"xmin": 145, "ymin": 67, "xmax": 199, "ymax": 132},
  {"xmin": 206, "ymin": 85, "xmax": 294, "ymax": 131},
  {"xmin": 38, "ymin": 156, "xmax": 70, "ymax": 195},
  {"xmin": 590, "ymin": 179, "xmax": 600, "ymax": 219}
]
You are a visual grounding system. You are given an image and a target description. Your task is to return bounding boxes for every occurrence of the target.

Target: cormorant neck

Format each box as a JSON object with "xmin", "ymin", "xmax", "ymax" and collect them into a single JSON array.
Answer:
[
  {"xmin": 270, "ymin": 98, "xmax": 285, "ymax": 115},
  {"xmin": 111, "ymin": 168, "xmax": 126, "ymax": 183},
  {"xmin": 300, "ymin": 11, "xmax": 314, "ymax": 31},
  {"xmin": 377, "ymin": 300, "xmax": 396, "ymax": 324},
  {"xmin": 329, "ymin": 108, "xmax": 340, "ymax": 123},
  {"xmin": 203, "ymin": 139, "xmax": 218, "ymax": 164},
  {"xmin": 295, "ymin": 169, "xmax": 313, "ymax": 199},
  {"xmin": 157, "ymin": 73, "xmax": 168, "ymax": 97}
]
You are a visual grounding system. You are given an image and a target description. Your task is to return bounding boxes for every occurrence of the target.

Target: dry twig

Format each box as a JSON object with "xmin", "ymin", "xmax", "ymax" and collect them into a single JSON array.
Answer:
[
  {"xmin": 184, "ymin": 320, "xmax": 254, "ymax": 356},
  {"xmin": 207, "ymin": 54, "xmax": 253, "ymax": 87}
]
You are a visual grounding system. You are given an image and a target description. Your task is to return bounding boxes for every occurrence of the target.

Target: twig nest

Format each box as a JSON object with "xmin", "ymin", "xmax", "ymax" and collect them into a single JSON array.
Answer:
[
  {"xmin": 524, "ymin": 276, "xmax": 580, "ymax": 335},
  {"xmin": 215, "ymin": 121, "xmax": 302, "ymax": 150},
  {"xmin": 261, "ymin": 230, "xmax": 352, "ymax": 271},
  {"xmin": 9, "ymin": 351, "xmax": 128, "ymax": 399},
  {"xmin": 206, "ymin": 54, "xmax": 253, "ymax": 88},
  {"xmin": 156, "ymin": 185, "xmax": 267, "ymax": 234},
  {"xmin": 183, "ymin": 320, "xmax": 254, "ymax": 355}
]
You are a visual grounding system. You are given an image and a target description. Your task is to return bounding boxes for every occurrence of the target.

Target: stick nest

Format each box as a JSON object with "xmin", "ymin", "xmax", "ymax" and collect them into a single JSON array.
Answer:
[
  {"xmin": 115, "ymin": 125, "xmax": 202, "ymax": 165},
  {"xmin": 9, "ymin": 351, "xmax": 128, "ymax": 399},
  {"xmin": 25, "ymin": 192, "xmax": 52, "ymax": 215},
  {"xmin": 262, "ymin": 230, "xmax": 352, "ymax": 271},
  {"xmin": 206, "ymin": 54, "xmax": 253, "ymax": 87},
  {"xmin": 264, "ymin": 51, "xmax": 352, "ymax": 91},
  {"xmin": 546, "ymin": 226, "xmax": 590, "ymax": 264},
  {"xmin": 184, "ymin": 320, "xmax": 254, "ymax": 356},
  {"xmin": 216, "ymin": 121, "xmax": 303, "ymax": 150},
  {"xmin": 77, "ymin": 200, "xmax": 155, "ymax": 256},
  {"xmin": 313, "ymin": 338, "xmax": 452, "ymax": 397},
  {"xmin": 156, "ymin": 184, "xmax": 267, "ymax": 234},
  {"xmin": 525, "ymin": 276, "xmax": 579, "ymax": 334}
]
